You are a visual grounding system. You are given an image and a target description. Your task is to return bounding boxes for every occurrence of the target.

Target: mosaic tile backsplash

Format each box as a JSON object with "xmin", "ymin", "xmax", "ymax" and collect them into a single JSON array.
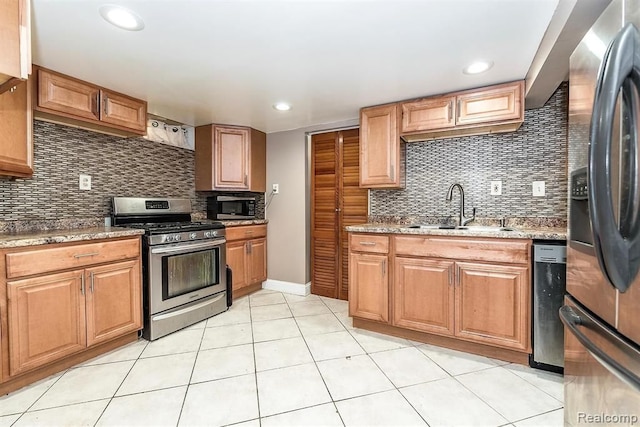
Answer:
[
  {"xmin": 0, "ymin": 121, "xmax": 264, "ymax": 225},
  {"xmin": 370, "ymin": 82, "xmax": 568, "ymax": 223}
]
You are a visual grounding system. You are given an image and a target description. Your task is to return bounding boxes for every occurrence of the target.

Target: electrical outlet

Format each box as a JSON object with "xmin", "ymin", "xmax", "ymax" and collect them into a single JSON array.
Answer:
[
  {"xmin": 79, "ymin": 174, "xmax": 91, "ymax": 191},
  {"xmin": 490, "ymin": 180, "xmax": 502, "ymax": 195},
  {"xmin": 272, "ymin": 183, "xmax": 279, "ymax": 194},
  {"xmin": 533, "ymin": 181, "xmax": 545, "ymax": 197}
]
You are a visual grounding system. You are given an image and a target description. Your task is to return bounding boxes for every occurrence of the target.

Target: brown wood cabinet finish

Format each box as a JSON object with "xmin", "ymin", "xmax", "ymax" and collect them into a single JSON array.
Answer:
[
  {"xmin": 85, "ymin": 260, "xmax": 142, "ymax": 347},
  {"xmin": 34, "ymin": 67, "xmax": 147, "ymax": 136},
  {"xmin": 1, "ymin": 237, "xmax": 143, "ymax": 385},
  {"xmin": 0, "ymin": 78, "xmax": 32, "ymax": 177},
  {"xmin": 393, "ymin": 257, "xmax": 455, "ymax": 336},
  {"xmin": 0, "ymin": 0, "xmax": 30, "ymax": 90},
  {"xmin": 7, "ymin": 270, "xmax": 86, "ymax": 376},
  {"xmin": 401, "ymin": 96, "xmax": 455, "ymax": 132},
  {"xmin": 360, "ymin": 104, "xmax": 404, "ymax": 188},
  {"xmin": 195, "ymin": 125, "xmax": 266, "ymax": 192},
  {"xmin": 455, "ymin": 262, "xmax": 530, "ymax": 351},
  {"xmin": 225, "ymin": 225, "xmax": 267, "ymax": 298},
  {"xmin": 349, "ymin": 252, "xmax": 389, "ymax": 322},
  {"xmin": 311, "ymin": 130, "xmax": 368, "ymax": 300},
  {"xmin": 456, "ymin": 81, "xmax": 523, "ymax": 126}
]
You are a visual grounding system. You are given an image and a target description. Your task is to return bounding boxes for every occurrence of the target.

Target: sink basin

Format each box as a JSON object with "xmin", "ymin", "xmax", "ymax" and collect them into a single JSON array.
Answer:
[{"xmin": 408, "ymin": 225, "xmax": 515, "ymax": 232}]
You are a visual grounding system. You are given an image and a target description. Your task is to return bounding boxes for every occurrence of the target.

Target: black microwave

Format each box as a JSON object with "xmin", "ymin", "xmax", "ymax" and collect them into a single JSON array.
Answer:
[{"xmin": 207, "ymin": 195, "xmax": 256, "ymax": 220}]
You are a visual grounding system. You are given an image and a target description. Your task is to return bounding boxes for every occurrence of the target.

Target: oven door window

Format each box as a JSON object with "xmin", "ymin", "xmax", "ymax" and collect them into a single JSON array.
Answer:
[{"xmin": 162, "ymin": 248, "xmax": 220, "ymax": 299}]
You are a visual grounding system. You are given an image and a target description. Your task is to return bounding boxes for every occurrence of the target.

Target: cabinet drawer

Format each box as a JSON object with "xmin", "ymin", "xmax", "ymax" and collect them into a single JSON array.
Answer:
[
  {"xmin": 225, "ymin": 224, "xmax": 267, "ymax": 242},
  {"xmin": 6, "ymin": 238, "xmax": 140, "ymax": 279},
  {"xmin": 350, "ymin": 234, "xmax": 389, "ymax": 254},
  {"xmin": 394, "ymin": 236, "xmax": 529, "ymax": 264}
]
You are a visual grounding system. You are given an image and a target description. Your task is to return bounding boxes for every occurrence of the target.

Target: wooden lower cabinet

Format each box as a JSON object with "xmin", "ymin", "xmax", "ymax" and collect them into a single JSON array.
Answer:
[
  {"xmin": 225, "ymin": 225, "xmax": 267, "ymax": 298},
  {"xmin": 7, "ymin": 270, "xmax": 86, "ymax": 376},
  {"xmin": 393, "ymin": 257, "xmax": 455, "ymax": 336},
  {"xmin": 85, "ymin": 260, "xmax": 142, "ymax": 347},
  {"xmin": 349, "ymin": 252, "xmax": 388, "ymax": 322},
  {"xmin": 455, "ymin": 261, "xmax": 530, "ymax": 351}
]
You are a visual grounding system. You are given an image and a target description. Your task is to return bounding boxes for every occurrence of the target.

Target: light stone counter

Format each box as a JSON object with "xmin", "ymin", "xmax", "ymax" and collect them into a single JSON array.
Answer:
[
  {"xmin": 0, "ymin": 227, "xmax": 145, "ymax": 249},
  {"xmin": 345, "ymin": 223, "xmax": 567, "ymax": 240}
]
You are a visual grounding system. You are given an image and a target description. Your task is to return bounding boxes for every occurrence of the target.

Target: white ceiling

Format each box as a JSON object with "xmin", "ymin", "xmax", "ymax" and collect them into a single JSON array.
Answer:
[{"xmin": 32, "ymin": 0, "xmax": 560, "ymax": 133}]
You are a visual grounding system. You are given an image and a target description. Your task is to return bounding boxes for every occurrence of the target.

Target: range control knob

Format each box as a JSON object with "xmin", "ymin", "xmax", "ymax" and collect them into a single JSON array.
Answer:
[
  {"xmin": 190, "ymin": 232, "xmax": 197, "ymax": 240},
  {"xmin": 174, "ymin": 234, "xmax": 182, "ymax": 241},
  {"xmin": 204, "ymin": 231, "xmax": 211, "ymax": 238},
  {"xmin": 164, "ymin": 235, "xmax": 173, "ymax": 242},
  {"xmin": 212, "ymin": 231, "xmax": 218, "ymax": 237}
]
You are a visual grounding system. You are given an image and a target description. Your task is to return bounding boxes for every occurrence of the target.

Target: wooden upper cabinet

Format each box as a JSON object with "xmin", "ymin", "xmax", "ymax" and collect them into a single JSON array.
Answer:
[
  {"xmin": 34, "ymin": 67, "xmax": 147, "ymax": 136},
  {"xmin": 100, "ymin": 90, "xmax": 146, "ymax": 132},
  {"xmin": 360, "ymin": 104, "xmax": 404, "ymax": 188},
  {"xmin": 195, "ymin": 125, "xmax": 266, "ymax": 192},
  {"xmin": 400, "ymin": 80, "xmax": 524, "ymax": 142},
  {"xmin": 37, "ymin": 68, "xmax": 99, "ymax": 121},
  {"xmin": 456, "ymin": 81, "xmax": 523, "ymax": 126},
  {"xmin": 401, "ymin": 96, "xmax": 455, "ymax": 133},
  {"xmin": 0, "ymin": 0, "xmax": 30, "ymax": 91},
  {"xmin": 0, "ymin": 78, "xmax": 32, "ymax": 177}
]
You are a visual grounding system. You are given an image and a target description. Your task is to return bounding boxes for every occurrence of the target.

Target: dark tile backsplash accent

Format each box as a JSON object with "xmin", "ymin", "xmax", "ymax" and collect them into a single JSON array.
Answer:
[
  {"xmin": 370, "ymin": 82, "xmax": 568, "ymax": 222},
  {"xmin": 0, "ymin": 121, "xmax": 264, "ymax": 225}
]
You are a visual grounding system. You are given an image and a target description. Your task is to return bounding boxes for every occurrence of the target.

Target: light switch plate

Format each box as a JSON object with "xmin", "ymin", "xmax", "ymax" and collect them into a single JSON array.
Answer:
[
  {"xmin": 490, "ymin": 180, "xmax": 502, "ymax": 195},
  {"xmin": 79, "ymin": 174, "xmax": 92, "ymax": 191},
  {"xmin": 533, "ymin": 181, "xmax": 545, "ymax": 197}
]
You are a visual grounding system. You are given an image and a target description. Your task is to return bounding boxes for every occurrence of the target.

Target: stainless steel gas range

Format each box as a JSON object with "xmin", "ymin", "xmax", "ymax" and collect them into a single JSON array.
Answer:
[{"xmin": 112, "ymin": 197, "xmax": 228, "ymax": 340}]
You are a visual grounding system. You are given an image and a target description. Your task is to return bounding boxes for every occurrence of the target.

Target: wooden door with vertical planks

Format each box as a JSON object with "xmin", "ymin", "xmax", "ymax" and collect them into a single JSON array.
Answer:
[{"xmin": 311, "ymin": 129, "xmax": 367, "ymax": 300}]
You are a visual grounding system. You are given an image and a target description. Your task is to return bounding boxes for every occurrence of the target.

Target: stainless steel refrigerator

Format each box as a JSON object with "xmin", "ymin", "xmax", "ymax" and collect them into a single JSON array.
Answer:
[{"xmin": 565, "ymin": 0, "xmax": 640, "ymax": 424}]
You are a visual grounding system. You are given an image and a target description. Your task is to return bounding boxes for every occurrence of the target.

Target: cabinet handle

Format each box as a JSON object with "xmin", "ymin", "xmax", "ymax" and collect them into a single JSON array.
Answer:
[
  {"xmin": 90, "ymin": 272, "xmax": 95, "ymax": 293},
  {"xmin": 80, "ymin": 274, "xmax": 85, "ymax": 295},
  {"xmin": 382, "ymin": 260, "xmax": 386, "ymax": 276},
  {"xmin": 455, "ymin": 266, "xmax": 460, "ymax": 285},
  {"xmin": 9, "ymin": 86, "xmax": 16, "ymax": 93},
  {"xmin": 93, "ymin": 93, "xmax": 99, "ymax": 117},
  {"xmin": 103, "ymin": 94, "xmax": 109, "ymax": 115},
  {"xmin": 245, "ymin": 231, "xmax": 254, "ymax": 235},
  {"xmin": 74, "ymin": 252, "xmax": 99, "ymax": 258},
  {"xmin": 448, "ymin": 267, "xmax": 452, "ymax": 285},
  {"xmin": 359, "ymin": 241, "xmax": 377, "ymax": 246},
  {"xmin": 244, "ymin": 174, "xmax": 248, "ymax": 186},
  {"xmin": 457, "ymin": 100, "xmax": 461, "ymax": 118}
]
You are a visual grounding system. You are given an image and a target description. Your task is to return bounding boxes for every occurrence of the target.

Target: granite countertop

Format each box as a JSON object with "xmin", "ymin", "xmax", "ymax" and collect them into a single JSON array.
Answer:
[
  {"xmin": 219, "ymin": 219, "xmax": 268, "ymax": 227},
  {"xmin": 0, "ymin": 227, "xmax": 145, "ymax": 249},
  {"xmin": 345, "ymin": 223, "xmax": 567, "ymax": 240}
]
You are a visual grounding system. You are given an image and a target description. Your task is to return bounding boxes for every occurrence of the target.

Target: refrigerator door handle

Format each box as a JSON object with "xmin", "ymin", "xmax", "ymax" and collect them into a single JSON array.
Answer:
[
  {"xmin": 588, "ymin": 22, "xmax": 640, "ymax": 293},
  {"xmin": 560, "ymin": 305, "xmax": 640, "ymax": 393}
]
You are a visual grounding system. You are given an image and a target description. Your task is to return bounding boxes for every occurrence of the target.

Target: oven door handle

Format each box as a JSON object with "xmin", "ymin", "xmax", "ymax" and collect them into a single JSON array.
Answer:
[{"xmin": 150, "ymin": 239, "xmax": 226, "ymax": 255}]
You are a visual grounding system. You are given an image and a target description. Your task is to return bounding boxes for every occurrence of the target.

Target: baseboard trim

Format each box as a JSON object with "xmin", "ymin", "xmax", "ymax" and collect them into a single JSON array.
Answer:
[{"xmin": 263, "ymin": 279, "xmax": 309, "ymax": 296}]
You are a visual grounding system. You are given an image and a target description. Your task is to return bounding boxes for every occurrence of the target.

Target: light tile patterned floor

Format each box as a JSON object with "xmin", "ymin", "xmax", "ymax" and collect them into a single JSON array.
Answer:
[{"xmin": 0, "ymin": 289, "xmax": 564, "ymax": 427}]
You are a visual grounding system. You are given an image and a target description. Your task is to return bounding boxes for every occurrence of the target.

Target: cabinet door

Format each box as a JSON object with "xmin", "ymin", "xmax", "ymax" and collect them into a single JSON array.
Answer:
[
  {"xmin": 100, "ymin": 90, "xmax": 146, "ymax": 132},
  {"xmin": 0, "ymin": 78, "xmax": 32, "ymax": 177},
  {"xmin": 0, "ymin": 0, "xmax": 29, "ymax": 85},
  {"xmin": 455, "ymin": 262, "xmax": 530, "ymax": 351},
  {"xmin": 227, "ymin": 241, "xmax": 248, "ymax": 291},
  {"xmin": 85, "ymin": 260, "xmax": 142, "ymax": 347},
  {"xmin": 360, "ymin": 104, "xmax": 403, "ymax": 188},
  {"xmin": 214, "ymin": 126, "xmax": 250, "ymax": 190},
  {"xmin": 393, "ymin": 257, "xmax": 455, "ymax": 336},
  {"xmin": 401, "ymin": 96, "xmax": 456, "ymax": 133},
  {"xmin": 37, "ymin": 68, "xmax": 100, "ymax": 121},
  {"xmin": 249, "ymin": 238, "xmax": 267, "ymax": 284},
  {"xmin": 7, "ymin": 270, "xmax": 86, "ymax": 376},
  {"xmin": 456, "ymin": 81, "xmax": 523, "ymax": 126},
  {"xmin": 349, "ymin": 252, "xmax": 388, "ymax": 322}
]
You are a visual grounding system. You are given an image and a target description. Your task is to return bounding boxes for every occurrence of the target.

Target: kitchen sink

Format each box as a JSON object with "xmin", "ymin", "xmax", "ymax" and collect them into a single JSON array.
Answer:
[{"xmin": 408, "ymin": 225, "xmax": 515, "ymax": 232}]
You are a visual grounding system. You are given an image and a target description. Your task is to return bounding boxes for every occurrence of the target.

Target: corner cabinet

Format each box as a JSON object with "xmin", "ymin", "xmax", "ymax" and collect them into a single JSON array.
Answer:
[
  {"xmin": 195, "ymin": 125, "xmax": 266, "ymax": 192},
  {"xmin": 0, "ymin": 0, "xmax": 30, "ymax": 91},
  {"xmin": 348, "ymin": 234, "xmax": 389, "ymax": 322},
  {"xmin": 360, "ymin": 104, "xmax": 405, "ymax": 189},
  {"xmin": 225, "ymin": 225, "xmax": 267, "ymax": 298},
  {"xmin": 1, "ymin": 237, "xmax": 143, "ymax": 392},
  {"xmin": 0, "ymin": 78, "xmax": 32, "ymax": 177},
  {"xmin": 33, "ymin": 67, "xmax": 147, "ymax": 136}
]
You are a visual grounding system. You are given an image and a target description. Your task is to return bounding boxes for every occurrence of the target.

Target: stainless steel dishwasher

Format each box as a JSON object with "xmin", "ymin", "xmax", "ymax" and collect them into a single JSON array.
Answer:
[{"xmin": 530, "ymin": 242, "xmax": 566, "ymax": 373}]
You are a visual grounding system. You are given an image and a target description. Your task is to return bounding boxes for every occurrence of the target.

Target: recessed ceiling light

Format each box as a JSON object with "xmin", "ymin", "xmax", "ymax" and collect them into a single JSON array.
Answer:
[
  {"xmin": 273, "ymin": 102, "xmax": 292, "ymax": 111},
  {"xmin": 99, "ymin": 5, "xmax": 145, "ymax": 31},
  {"xmin": 463, "ymin": 60, "xmax": 494, "ymax": 75}
]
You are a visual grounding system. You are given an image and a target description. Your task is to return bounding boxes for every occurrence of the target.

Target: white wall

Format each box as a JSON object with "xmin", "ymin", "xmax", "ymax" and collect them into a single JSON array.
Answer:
[{"xmin": 265, "ymin": 119, "xmax": 358, "ymax": 294}]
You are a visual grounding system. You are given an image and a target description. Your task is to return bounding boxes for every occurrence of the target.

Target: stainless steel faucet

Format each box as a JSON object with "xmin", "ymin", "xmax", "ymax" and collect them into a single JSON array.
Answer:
[{"xmin": 446, "ymin": 183, "xmax": 476, "ymax": 227}]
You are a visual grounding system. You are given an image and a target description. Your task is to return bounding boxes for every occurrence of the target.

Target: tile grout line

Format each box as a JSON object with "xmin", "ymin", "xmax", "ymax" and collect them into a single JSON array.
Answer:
[
  {"xmin": 248, "ymin": 293, "xmax": 263, "ymax": 427},
  {"xmin": 174, "ymin": 324, "xmax": 208, "ymax": 426}
]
